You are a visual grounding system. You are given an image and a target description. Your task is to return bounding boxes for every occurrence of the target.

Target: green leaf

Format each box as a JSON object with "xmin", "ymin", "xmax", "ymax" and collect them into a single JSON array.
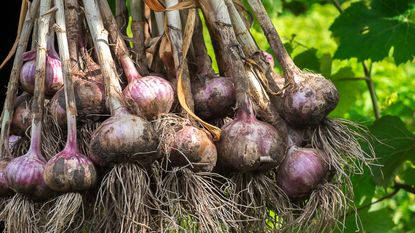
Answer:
[
  {"xmin": 342, "ymin": 209, "xmax": 395, "ymax": 233},
  {"xmin": 263, "ymin": 0, "xmax": 283, "ymax": 16},
  {"xmin": 293, "ymin": 48, "xmax": 320, "ymax": 72},
  {"xmin": 108, "ymin": 0, "xmax": 116, "ymax": 14},
  {"xmin": 281, "ymin": 0, "xmax": 323, "ymax": 16},
  {"xmin": 329, "ymin": 67, "xmax": 363, "ymax": 117},
  {"xmin": 319, "ymin": 53, "xmax": 332, "ymax": 78},
  {"xmin": 330, "ymin": 1, "xmax": 415, "ymax": 64},
  {"xmin": 400, "ymin": 164, "xmax": 415, "ymax": 186},
  {"xmin": 201, "ymin": 13, "xmax": 219, "ymax": 73},
  {"xmin": 283, "ymin": 42, "xmax": 294, "ymax": 56},
  {"xmin": 367, "ymin": 116, "xmax": 415, "ymax": 186},
  {"xmin": 351, "ymin": 170, "xmax": 376, "ymax": 206},
  {"xmin": 361, "ymin": 209, "xmax": 395, "ymax": 233},
  {"xmin": 371, "ymin": 0, "xmax": 415, "ymax": 18},
  {"xmin": 243, "ymin": 0, "xmax": 282, "ymax": 16}
]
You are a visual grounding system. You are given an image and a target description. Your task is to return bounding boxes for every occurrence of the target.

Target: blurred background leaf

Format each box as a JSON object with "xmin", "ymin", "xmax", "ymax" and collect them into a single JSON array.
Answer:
[{"xmin": 330, "ymin": 0, "xmax": 415, "ymax": 64}]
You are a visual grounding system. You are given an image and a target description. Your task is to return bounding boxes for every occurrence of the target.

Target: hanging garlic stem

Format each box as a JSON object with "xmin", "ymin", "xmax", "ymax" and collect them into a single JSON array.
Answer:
[
  {"xmin": 82, "ymin": 0, "xmax": 125, "ymax": 114},
  {"xmin": 165, "ymin": 0, "xmax": 194, "ymax": 111},
  {"xmin": 54, "ymin": 0, "xmax": 78, "ymax": 150},
  {"xmin": 131, "ymin": 0, "xmax": 149, "ymax": 75},
  {"xmin": 28, "ymin": 0, "xmax": 53, "ymax": 157},
  {"xmin": 0, "ymin": 0, "xmax": 40, "ymax": 157}
]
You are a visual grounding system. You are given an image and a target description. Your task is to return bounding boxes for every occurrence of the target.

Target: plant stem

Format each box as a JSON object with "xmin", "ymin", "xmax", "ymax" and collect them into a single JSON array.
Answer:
[
  {"xmin": 363, "ymin": 61, "xmax": 380, "ymax": 120},
  {"xmin": 116, "ymin": 0, "xmax": 128, "ymax": 34},
  {"xmin": 233, "ymin": 0, "xmax": 252, "ymax": 30},
  {"xmin": 226, "ymin": 0, "xmax": 280, "ymax": 94},
  {"xmin": 29, "ymin": 0, "xmax": 53, "ymax": 157},
  {"xmin": 395, "ymin": 181, "xmax": 415, "ymax": 194},
  {"xmin": 32, "ymin": 21, "xmax": 39, "ymax": 49},
  {"xmin": 198, "ymin": 0, "xmax": 250, "ymax": 106},
  {"xmin": 82, "ymin": 0, "xmax": 125, "ymax": 114},
  {"xmin": 150, "ymin": 12, "xmax": 165, "ymax": 73},
  {"xmin": 131, "ymin": 0, "xmax": 149, "ymax": 75},
  {"xmin": 246, "ymin": 0, "xmax": 299, "ymax": 80},
  {"xmin": 165, "ymin": 0, "xmax": 194, "ymax": 111},
  {"xmin": 330, "ymin": 1, "xmax": 380, "ymax": 120},
  {"xmin": 154, "ymin": 12, "xmax": 165, "ymax": 36},
  {"xmin": 191, "ymin": 13, "xmax": 214, "ymax": 77},
  {"xmin": 329, "ymin": 0, "xmax": 342, "ymax": 13},
  {"xmin": 64, "ymin": 0, "xmax": 82, "ymax": 70},
  {"xmin": 0, "ymin": 0, "xmax": 40, "ymax": 157},
  {"xmin": 224, "ymin": 0, "xmax": 287, "ymax": 130},
  {"xmin": 165, "ymin": 0, "xmax": 183, "ymax": 67},
  {"xmin": 99, "ymin": 0, "xmax": 141, "ymax": 83},
  {"xmin": 225, "ymin": 0, "xmax": 257, "ymax": 56},
  {"xmin": 337, "ymin": 77, "xmax": 369, "ymax": 81},
  {"xmin": 54, "ymin": 0, "xmax": 78, "ymax": 150}
]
